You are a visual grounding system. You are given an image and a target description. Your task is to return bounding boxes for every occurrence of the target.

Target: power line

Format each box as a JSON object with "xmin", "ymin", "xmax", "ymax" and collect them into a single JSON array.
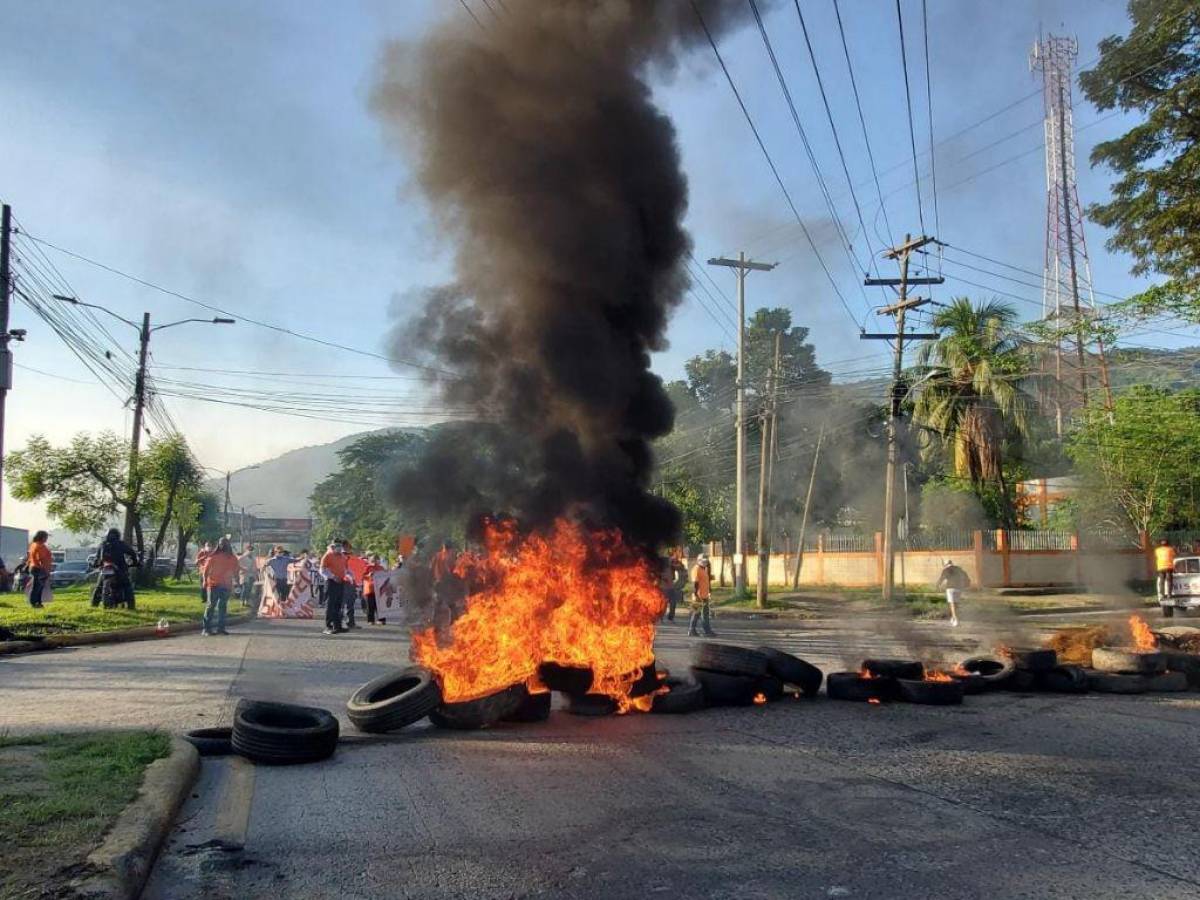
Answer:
[
  {"xmin": 895, "ymin": 0, "xmax": 926, "ymax": 233},
  {"xmin": 921, "ymin": 0, "xmax": 940, "ymax": 238},
  {"xmin": 456, "ymin": 0, "xmax": 487, "ymax": 31}
]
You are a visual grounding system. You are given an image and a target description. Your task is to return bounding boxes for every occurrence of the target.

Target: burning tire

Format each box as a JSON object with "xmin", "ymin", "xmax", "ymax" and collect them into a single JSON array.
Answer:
[
  {"xmin": 1006, "ymin": 668, "xmax": 1036, "ymax": 692},
  {"xmin": 958, "ymin": 656, "xmax": 1015, "ymax": 690},
  {"xmin": 861, "ymin": 658, "xmax": 924, "ymax": 680},
  {"xmin": 1012, "ymin": 649, "xmax": 1057, "ymax": 673},
  {"xmin": 896, "ymin": 678, "xmax": 965, "ymax": 706},
  {"xmin": 232, "ymin": 700, "xmax": 339, "ymax": 765},
  {"xmin": 1037, "ymin": 665, "xmax": 1089, "ymax": 694},
  {"xmin": 1091, "ymin": 647, "xmax": 1165, "ymax": 675},
  {"xmin": 690, "ymin": 667, "xmax": 760, "ymax": 706},
  {"xmin": 538, "ymin": 662, "xmax": 593, "ymax": 695},
  {"xmin": 651, "ymin": 676, "xmax": 705, "ymax": 715},
  {"xmin": 184, "ymin": 726, "xmax": 233, "ymax": 757},
  {"xmin": 1146, "ymin": 671, "xmax": 1189, "ymax": 693},
  {"xmin": 503, "ymin": 689, "xmax": 552, "ymax": 722},
  {"xmin": 1086, "ymin": 671, "xmax": 1148, "ymax": 694},
  {"xmin": 693, "ymin": 643, "xmax": 769, "ymax": 678},
  {"xmin": 826, "ymin": 671, "xmax": 888, "ymax": 702},
  {"xmin": 757, "ymin": 647, "xmax": 823, "ymax": 696},
  {"xmin": 564, "ymin": 693, "xmax": 619, "ymax": 717},
  {"xmin": 628, "ymin": 660, "xmax": 660, "ymax": 698},
  {"xmin": 347, "ymin": 666, "xmax": 442, "ymax": 734},
  {"xmin": 949, "ymin": 672, "xmax": 987, "ymax": 695},
  {"xmin": 429, "ymin": 683, "xmax": 526, "ymax": 730},
  {"xmin": 758, "ymin": 675, "xmax": 785, "ymax": 702}
]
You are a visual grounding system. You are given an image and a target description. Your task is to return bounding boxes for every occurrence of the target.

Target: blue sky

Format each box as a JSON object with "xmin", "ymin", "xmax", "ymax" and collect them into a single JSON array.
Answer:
[{"xmin": 0, "ymin": 0, "xmax": 1190, "ymax": 532}]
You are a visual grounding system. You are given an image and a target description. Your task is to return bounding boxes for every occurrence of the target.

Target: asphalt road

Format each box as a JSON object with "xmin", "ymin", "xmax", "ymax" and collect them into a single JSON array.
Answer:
[{"xmin": 5, "ymin": 609, "xmax": 1200, "ymax": 899}]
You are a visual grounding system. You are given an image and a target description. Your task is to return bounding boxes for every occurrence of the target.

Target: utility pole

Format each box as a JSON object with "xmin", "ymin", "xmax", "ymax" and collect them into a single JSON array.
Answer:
[
  {"xmin": 122, "ymin": 313, "xmax": 151, "ymax": 544},
  {"xmin": 223, "ymin": 472, "xmax": 232, "ymax": 533},
  {"xmin": 861, "ymin": 233, "xmax": 941, "ymax": 601},
  {"xmin": 708, "ymin": 252, "xmax": 777, "ymax": 598},
  {"xmin": 755, "ymin": 332, "xmax": 781, "ymax": 609},
  {"xmin": 791, "ymin": 422, "xmax": 824, "ymax": 589},
  {"xmin": 0, "ymin": 205, "xmax": 15, "ymax": 533}
]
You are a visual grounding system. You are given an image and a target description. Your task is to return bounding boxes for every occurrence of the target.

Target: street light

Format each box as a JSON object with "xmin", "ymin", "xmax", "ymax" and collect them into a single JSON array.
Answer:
[
  {"xmin": 201, "ymin": 464, "xmax": 261, "ymax": 531},
  {"xmin": 51, "ymin": 294, "xmax": 235, "ymax": 542}
]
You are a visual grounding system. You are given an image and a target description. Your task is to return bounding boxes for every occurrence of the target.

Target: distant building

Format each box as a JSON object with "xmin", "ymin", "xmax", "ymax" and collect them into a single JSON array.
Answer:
[{"xmin": 244, "ymin": 516, "xmax": 313, "ymax": 552}]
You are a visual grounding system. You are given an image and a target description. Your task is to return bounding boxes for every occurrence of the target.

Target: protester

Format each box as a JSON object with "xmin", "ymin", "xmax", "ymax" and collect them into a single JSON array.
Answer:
[
  {"xmin": 363, "ymin": 553, "xmax": 385, "ymax": 626},
  {"xmin": 659, "ymin": 554, "xmax": 684, "ymax": 623},
  {"xmin": 25, "ymin": 530, "xmax": 53, "ymax": 609},
  {"xmin": 320, "ymin": 540, "xmax": 351, "ymax": 635},
  {"xmin": 265, "ymin": 546, "xmax": 294, "ymax": 607},
  {"xmin": 936, "ymin": 558, "xmax": 970, "ymax": 627},
  {"xmin": 341, "ymin": 540, "xmax": 360, "ymax": 630},
  {"xmin": 1155, "ymin": 539, "xmax": 1176, "ymax": 602},
  {"xmin": 237, "ymin": 543, "xmax": 258, "ymax": 609},
  {"xmin": 90, "ymin": 528, "xmax": 139, "ymax": 607},
  {"xmin": 195, "ymin": 541, "xmax": 214, "ymax": 601},
  {"xmin": 688, "ymin": 553, "xmax": 716, "ymax": 637},
  {"xmin": 201, "ymin": 538, "xmax": 239, "ymax": 636}
]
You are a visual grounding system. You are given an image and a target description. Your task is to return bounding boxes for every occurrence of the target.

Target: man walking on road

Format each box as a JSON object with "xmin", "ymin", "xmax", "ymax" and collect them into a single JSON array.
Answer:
[
  {"xmin": 265, "ymin": 546, "xmax": 294, "ymax": 606},
  {"xmin": 200, "ymin": 538, "xmax": 239, "ymax": 636},
  {"xmin": 688, "ymin": 553, "xmax": 716, "ymax": 637},
  {"xmin": 321, "ymin": 541, "xmax": 350, "ymax": 635},
  {"xmin": 1155, "ymin": 539, "xmax": 1176, "ymax": 602},
  {"xmin": 936, "ymin": 559, "xmax": 970, "ymax": 627}
]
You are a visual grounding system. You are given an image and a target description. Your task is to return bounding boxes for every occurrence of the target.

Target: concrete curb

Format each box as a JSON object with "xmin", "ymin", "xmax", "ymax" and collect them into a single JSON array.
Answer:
[
  {"xmin": 0, "ymin": 615, "xmax": 252, "ymax": 657},
  {"xmin": 72, "ymin": 737, "xmax": 200, "ymax": 900}
]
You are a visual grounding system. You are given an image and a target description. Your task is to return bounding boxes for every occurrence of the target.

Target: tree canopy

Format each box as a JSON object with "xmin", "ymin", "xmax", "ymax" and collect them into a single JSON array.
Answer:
[
  {"xmin": 8, "ymin": 432, "xmax": 129, "ymax": 536},
  {"xmin": 1080, "ymin": 0, "xmax": 1200, "ymax": 321}
]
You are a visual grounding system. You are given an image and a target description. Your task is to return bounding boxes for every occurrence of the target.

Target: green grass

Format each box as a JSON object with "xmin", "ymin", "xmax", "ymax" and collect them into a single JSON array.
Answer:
[
  {"xmin": 0, "ymin": 730, "xmax": 171, "ymax": 897},
  {"xmin": 0, "ymin": 580, "xmax": 215, "ymax": 635}
]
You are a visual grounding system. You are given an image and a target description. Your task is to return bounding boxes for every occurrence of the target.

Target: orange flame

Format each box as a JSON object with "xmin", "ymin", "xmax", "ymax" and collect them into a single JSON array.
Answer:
[
  {"xmin": 753, "ymin": 692, "xmax": 768, "ymax": 705},
  {"xmin": 858, "ymin": 667, "xmax": 875, "ymax": 679},
  {"xmin": 951, "ymin": 664, "xmax": 971, "ymax": 676},
  {"xmin": 411, "ymin": 518, "xmax": 663, "ymax": 704},
  {"xmin": 1129, "ymin": 614, "xmax": 1157, "ymax": 652},
  {"xmin": 867, "ymin": 697, "xmax": 881, "ymax": 705},
  {"xmin": 924, "ymin": 670, "xmax": 954, "ymax": 683}
]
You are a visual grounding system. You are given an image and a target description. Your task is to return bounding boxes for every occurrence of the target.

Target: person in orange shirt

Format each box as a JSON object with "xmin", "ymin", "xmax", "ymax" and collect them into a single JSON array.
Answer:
[
  {"xmin": 200, "ymin": 537, "xmax": 240, "ymax": 636},
  {"xmin": 320, "ymin": 540, "xmax": 351, "ymax": 635},
  {"xmin": 363, "ymin": 554, "xmax": 386, "ymax": 626},
  {"xmin": 688, "ymin": 553, "xmax": 716, "ymax": 637},
  {"xmin": 26, "ymin": 530, "xmax": 53, "ymax": 609}
]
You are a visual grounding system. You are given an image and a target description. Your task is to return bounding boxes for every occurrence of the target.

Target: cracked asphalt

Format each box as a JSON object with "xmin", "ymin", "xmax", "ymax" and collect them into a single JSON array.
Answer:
[{"xmin": 4, "ymin": 610, "xmax": 1199, "ymax": 899}]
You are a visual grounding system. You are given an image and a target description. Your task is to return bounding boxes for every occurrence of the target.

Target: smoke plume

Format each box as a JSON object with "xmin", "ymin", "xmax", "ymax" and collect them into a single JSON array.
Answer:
[{"xmin": 372, "ymin": 1, "xmax": 758, "ymax": 549}]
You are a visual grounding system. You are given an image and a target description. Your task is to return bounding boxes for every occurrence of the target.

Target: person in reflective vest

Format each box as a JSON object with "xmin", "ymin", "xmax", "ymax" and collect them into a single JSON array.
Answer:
[{"xmin": 1155, "ymin": 540, "xmax": 1176, "ymax": 601}]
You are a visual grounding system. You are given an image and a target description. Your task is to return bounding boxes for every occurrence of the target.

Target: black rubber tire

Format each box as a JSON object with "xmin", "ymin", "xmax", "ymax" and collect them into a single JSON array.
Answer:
[
  {"xmin": 896, "ymin": 678, "xmax": 965, "ymax": 706},
  {"xmin": 959, "ymin": 656, "xmax": 1015, "ymax": 689},
  {"xmin": 862, "ymin": 658, "xmax": 924, "ymax": 680},
  {"xmin": 429, "ymin": 683, "xmax": 526, "ymax": 730},
  {"xmin": 757, "ymin": 647, "xmax": 823, "ymax": 696},
  {"xmin": 758, "ymin": 675, "xmax": 785, "ymax": 702},
  {"xmin": 1161, "ymin": 651, "xmax": 1200, "ymax": 687},
  {"xmin": 826, "ymin": 671, "xmax": 888, "ymax": 702},
  {"xmin": 627, "ymin": 659, "xmax": 660, "ymax": 698},
  {"xmin": 503, "ymin": 689, "xmax": 552, "ymax": 722},
  {"xmin": 346, "ymin": 666, "xmax": 441, "ymax": 733},
  {"xmin": 1037, "ymin": 665, "xmax": 1089, "ymax": 694},
  {"xmin": 1091, "ymin": 647, "xmax": 1165, "ymax": 675},
  {"xmin": 950, "ymin": 672, "xmax": 987, "ymax": 695},
  {"xmin": 692, "ymin": 643, "xmax": 769, "ymax": 678},
  {"xmin": 651, "ymin": 677, "xmax": 706, "ymax": 715},
  {"xmin": 1146, "ymin": 671, "xmax": 1189, "ymax": 693},
  {"xmin": 1163, "ymin": 605, "xmax": 1176, "ymax": 618},
  {"xmin": 1087, "ymin": 671, "xmax": 1148, "ymax": 694},
  {"xmin": 184, "ymin": 726, "xmax": 233, "ymax": 757},
  {"xmin": 690, "ymin": 666, "xmax": 760, "ymax": 706},
  {"xmin": 232, "ymin": 700, "xmax": 339, "ymax": 765},
  {"xmin": 538, "ymin": 662, "xmax": 593, "ymax": 695},
  {"xmin": 1006, "ymin": 668, "xmax": 1036, "ymax": 692},
  {"xmin": 1012, "ymin": 649, "xmax": 1057, "ymax": 673},
  {"xmin": 564, "ymin": 693, "xmax": 619, "ymax": 717}
]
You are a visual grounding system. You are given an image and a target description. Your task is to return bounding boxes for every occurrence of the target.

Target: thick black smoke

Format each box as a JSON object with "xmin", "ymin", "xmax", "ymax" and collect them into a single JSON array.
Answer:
[{"xmin": 372, "ymin": 1, "xmax": 757, "ymax": 550}]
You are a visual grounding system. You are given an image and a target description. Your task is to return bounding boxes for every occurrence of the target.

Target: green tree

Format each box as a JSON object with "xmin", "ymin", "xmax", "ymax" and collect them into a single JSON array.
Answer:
[
  {"xmin": 1067, "ymin": 385, "xmax": 1200, "ymax": 534},
  {"xmin": 8, "ymin": 432, "xmax": 129, "ymax": 538},
  {"xmin": 1080, "ymin": 0, "xmax": 1200, "ymax": 321},
  {"xmin": 912, "ymin": 298, "xmax": 1032, "ymax": 524},
  {"xmin": 172, "ymin": 490, "xmax": 222, "ymax": 579},
  {"xmin": 660, "ymin": 468, "xmax": 732, "ymax": 549},
  {"xmin": 140, "ymin": 435, "xmax": 203, "ymax": 562}
]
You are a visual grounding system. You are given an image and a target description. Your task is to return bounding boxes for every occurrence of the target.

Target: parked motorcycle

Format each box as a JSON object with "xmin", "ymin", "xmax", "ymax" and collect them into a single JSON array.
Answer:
[{"xmin": 93, "ymin": 562, "xmax": 136, "ymax": 609}]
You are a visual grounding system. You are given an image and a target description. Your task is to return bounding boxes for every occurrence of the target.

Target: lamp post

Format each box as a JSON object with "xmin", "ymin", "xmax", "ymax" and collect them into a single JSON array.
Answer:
[{"xmin": 52, "ymin": 295, "xmax": 234, "ymax": 544}]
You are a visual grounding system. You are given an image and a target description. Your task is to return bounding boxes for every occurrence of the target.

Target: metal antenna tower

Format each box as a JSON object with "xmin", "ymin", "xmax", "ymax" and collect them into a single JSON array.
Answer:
[{"xmin": 1030, "ymin": 34, "xmax": 1112, "ymax": 433}]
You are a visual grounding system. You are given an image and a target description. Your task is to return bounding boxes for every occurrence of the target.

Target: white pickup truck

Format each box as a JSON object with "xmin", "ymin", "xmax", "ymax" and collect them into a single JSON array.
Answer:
[{"xmin": 1162, "ymin": 556, "xmax": 1200, "ymax": 617}]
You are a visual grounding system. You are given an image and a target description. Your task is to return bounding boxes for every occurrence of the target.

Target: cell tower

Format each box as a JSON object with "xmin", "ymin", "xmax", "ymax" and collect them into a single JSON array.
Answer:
[{"xmin": 1030, "ymin": 35, "xmax": 1112, "ymax": 433}]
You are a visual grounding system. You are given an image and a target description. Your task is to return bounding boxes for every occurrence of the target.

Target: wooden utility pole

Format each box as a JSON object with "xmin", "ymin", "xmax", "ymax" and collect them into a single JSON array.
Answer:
[
  {"xmin": 791, "ymin": 421, "xmax": 824, "ymax": 589},
  {"xmin": 861, "ymin": 234, "xmax": 941, "ymax": 601},
  {"xmin": 708, "ymin": 252, "xmax": 777, "ymax": 598},
  {"xmin": 0, "ymin": 205, "xmax": 13, "ymax": 533},
  {"xmin": 122, "ymin": 312, "xmax": 151, "ymax": 544},
  {"xmin": 755, "ymin": 332, "xmax": 781, "ymax": 608}
]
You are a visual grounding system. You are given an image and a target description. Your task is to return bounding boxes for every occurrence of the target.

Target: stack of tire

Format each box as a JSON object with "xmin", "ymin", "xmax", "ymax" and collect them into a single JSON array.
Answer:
[
  {"xmin": 688, "ymin": 643, "xmax": 823, "ymax": 708},
  {"xmin": 184, "ymin": 698, "xmax": 340, "ymax": 765},
  {"xmin": 1089, "ymin": 646, "xmax": 1187, "ymax": 694},
  {"xmin": 827, "ymin": 659, "xmax": 965, "ymax": 705}
]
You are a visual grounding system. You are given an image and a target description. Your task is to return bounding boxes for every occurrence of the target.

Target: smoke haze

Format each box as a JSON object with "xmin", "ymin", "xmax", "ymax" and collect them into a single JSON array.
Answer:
[{"xmin": 372, "ymin": 0, "xmax": 762, "ymax": 549}]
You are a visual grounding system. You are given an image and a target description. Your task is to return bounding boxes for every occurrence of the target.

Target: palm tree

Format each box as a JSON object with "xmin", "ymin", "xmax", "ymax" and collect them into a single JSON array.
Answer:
[{"xmin": 913, "ymin": 298, "xmax": 1032, "ymax": 494}]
